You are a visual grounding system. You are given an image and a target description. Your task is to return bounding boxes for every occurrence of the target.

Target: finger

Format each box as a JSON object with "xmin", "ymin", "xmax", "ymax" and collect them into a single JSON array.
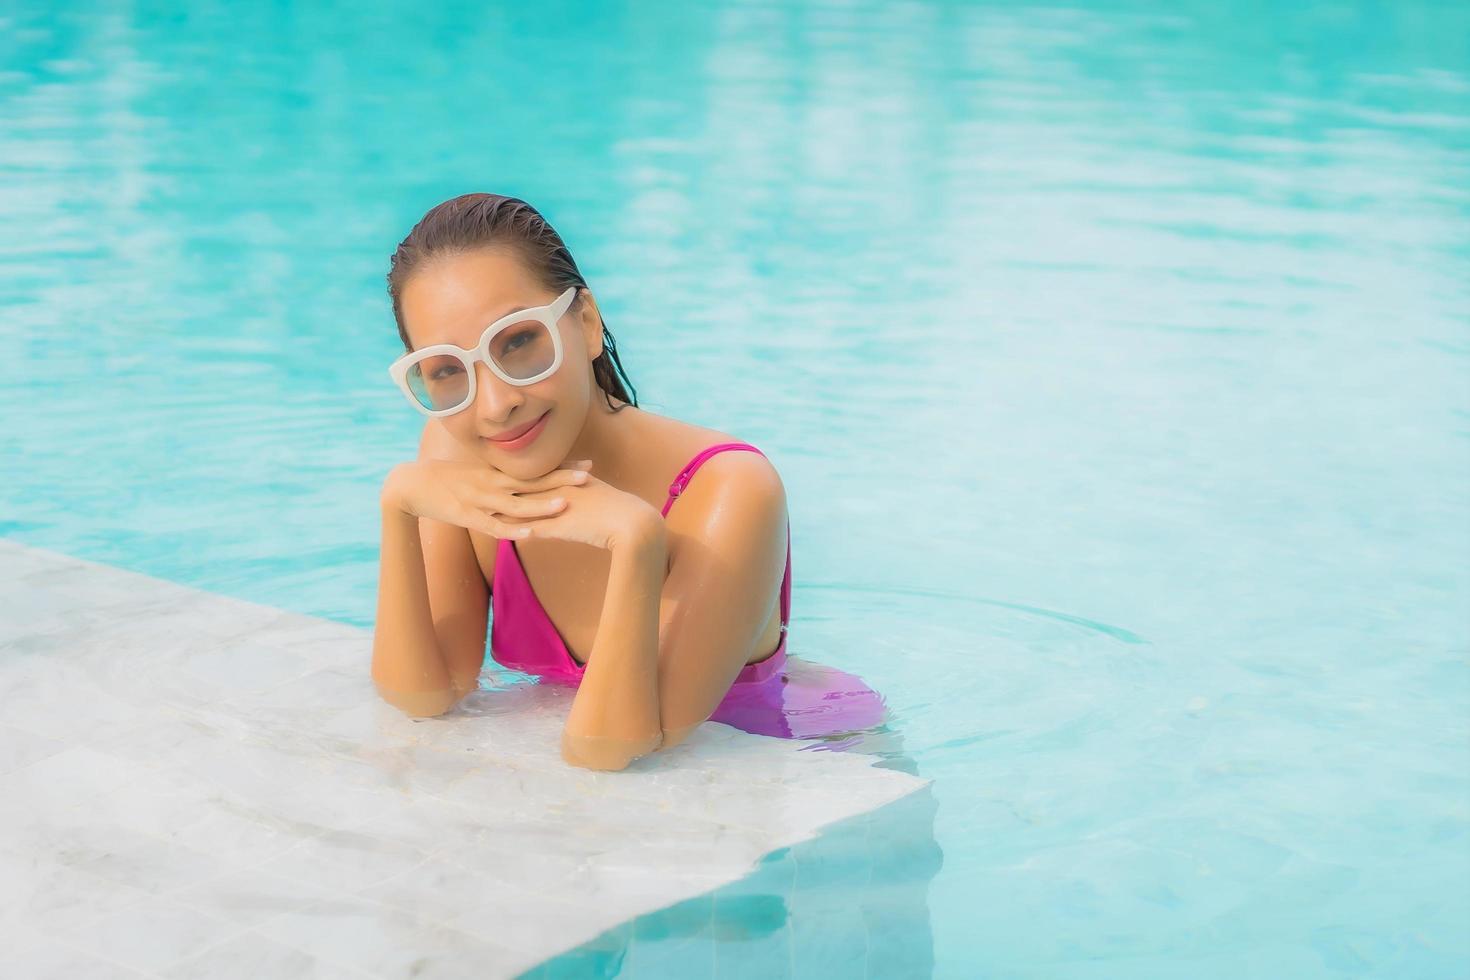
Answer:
[
  {"xmin": 493, "ymin": 466, "xmax": 590, "ymax": 495},
  {"xmin": 489, "ymin": 493, "xmax": 568, "ymax": 518},
  {"xmin": 529, "ymin": 468, "xmax": 590, "ymax": 490},
  {"xmin": 455, "ymin": 506, "xmax": 519, "ymax": 538},
  {"xmin": 514, "ymin": 512, "xmax": 560, "ymax": 539},
  {"xmin": 489, "ymin": 510, "xmax": 561, "ymax": 540},
  {"xmin": 482, "ymin": 518, "xmax": 533, "ymax": 539}
]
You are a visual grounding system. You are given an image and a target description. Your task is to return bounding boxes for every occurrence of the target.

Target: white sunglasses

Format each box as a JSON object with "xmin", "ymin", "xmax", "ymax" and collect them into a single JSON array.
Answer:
[{"xmin": 388, "ymin": 286, "xmax": 578, "ymax": 417}]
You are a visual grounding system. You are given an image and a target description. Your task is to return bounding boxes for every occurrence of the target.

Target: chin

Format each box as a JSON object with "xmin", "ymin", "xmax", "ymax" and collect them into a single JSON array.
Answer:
[{"xmin": 480, "ymin": 443, "xmax": 553, "ymax": 478}]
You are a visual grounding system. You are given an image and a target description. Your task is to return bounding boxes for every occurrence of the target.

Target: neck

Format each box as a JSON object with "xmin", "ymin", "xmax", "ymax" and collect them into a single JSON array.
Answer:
[{"xmin": 565, "ymin": 390, "xmax": 640, "ymax": 486}]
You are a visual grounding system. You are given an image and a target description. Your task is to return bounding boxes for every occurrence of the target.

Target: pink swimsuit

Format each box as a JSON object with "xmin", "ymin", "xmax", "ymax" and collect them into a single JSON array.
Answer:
[{"xmin": 489, "ymin": 443, "xmax": 791, "ymax": 725}]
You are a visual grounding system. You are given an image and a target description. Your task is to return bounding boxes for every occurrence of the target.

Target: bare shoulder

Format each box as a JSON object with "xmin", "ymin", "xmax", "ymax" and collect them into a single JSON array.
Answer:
[
  {"xmin": 661, "ymin": 427, "xmax": 787, "ymax": 535},
  {"xmin": 642, "ymin": 411, "xmax": 777, "ymax": 475},
  {"xmin": 685, "ymin": 440, "xmax": 785, "ymax": 494},
  {"xmin": 653, "ymin": 410, "xmax": 785, "ymax": 484}
]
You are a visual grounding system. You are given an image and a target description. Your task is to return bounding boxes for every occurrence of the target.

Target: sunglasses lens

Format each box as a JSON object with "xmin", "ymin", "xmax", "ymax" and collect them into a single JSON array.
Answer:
[
  {"xmin": 490, "ymin": 319, "xmax": 556, "ymax": 381},
  {"xmin": 405, "ymin": 354, "xmax": 471, "ymax": 413}
]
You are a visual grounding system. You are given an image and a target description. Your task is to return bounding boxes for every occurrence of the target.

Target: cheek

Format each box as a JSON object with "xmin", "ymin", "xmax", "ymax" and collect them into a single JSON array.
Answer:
[
  {"xmin": 444, "ymin": 414, "xmax": 479, "ymax": 446},
  {"xmin": 540, "ymin": 370, "xmax": 589, "ymax": 413}
]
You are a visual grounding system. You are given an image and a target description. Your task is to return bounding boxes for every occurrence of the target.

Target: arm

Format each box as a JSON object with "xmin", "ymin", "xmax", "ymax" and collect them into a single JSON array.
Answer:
[
  {"xmin": 370, "ymin": 428, "xmax": 491, "ymax": 718},
  {"xmin": 560, "ymin": 518, "xmax": 668, "ymax": 770},
  {"xmin": 371, "ymin": 500, "xmax": 463, "ymax": 717},
  {"xmin": 557, "ymin": 454, "xmax": 788, "ymax": 769},
  {"xmin": 650, "ymin": 454, "xmax": 788, "ymax": 752}
]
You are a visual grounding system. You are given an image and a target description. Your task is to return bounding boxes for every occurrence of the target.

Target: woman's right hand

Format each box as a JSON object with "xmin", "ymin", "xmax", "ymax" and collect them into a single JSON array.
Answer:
[{"xmin": 380, "ymin": 459, "xmax": 593, "ymax": 538}]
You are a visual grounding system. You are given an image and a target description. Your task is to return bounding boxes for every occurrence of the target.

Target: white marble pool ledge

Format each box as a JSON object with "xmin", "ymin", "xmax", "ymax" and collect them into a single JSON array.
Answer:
[{"xmin": 0, "ymin": 539, "xmax": 927, "ymax": 979}]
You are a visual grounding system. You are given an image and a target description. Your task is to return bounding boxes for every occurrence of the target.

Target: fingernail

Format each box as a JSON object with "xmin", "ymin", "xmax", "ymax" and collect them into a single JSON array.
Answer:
[{"xmin": 550, "ymin": 497, "xmax": 565, "ymax": 507}]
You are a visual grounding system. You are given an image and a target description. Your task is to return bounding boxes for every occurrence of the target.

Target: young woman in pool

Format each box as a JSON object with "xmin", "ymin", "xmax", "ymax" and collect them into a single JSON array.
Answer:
[{"xmin": 371, "ymin": 193, "xmax": 794, "ymax": 771}]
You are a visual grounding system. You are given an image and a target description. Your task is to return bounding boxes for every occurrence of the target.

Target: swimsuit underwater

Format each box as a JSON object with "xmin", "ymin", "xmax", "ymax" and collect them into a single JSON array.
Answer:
[{"xmin": 489, "ymin": 442, "xmax": 792, "ymax": 719}]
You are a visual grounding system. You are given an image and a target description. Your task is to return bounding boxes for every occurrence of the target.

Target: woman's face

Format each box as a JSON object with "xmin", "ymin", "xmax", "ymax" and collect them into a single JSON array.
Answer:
[{"xmin": 398, "ymin": 247, "xmax": 603, "ymax": 478}]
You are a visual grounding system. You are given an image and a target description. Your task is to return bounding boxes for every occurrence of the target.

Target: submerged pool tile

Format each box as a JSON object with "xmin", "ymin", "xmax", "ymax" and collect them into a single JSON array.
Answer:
[{"xmin": 0, "ymin": 539, "xmax": 928, "ymax": 975}]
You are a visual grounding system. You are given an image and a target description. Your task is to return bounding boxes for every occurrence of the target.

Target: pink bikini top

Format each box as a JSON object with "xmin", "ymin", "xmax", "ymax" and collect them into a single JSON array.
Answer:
[{"xmin": 489, "ymin": 442, "xmax": 791, "ymax": 686}]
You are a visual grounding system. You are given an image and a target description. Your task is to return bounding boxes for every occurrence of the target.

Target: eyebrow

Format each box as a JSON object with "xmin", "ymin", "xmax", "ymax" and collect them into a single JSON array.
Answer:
[
  {"xmin": 413, "ymin": 297, "xmax": 545, "ymax": 351},
  {"xmin": 483, "ymin": 298, "xmax": 544, "ymax": 325}
]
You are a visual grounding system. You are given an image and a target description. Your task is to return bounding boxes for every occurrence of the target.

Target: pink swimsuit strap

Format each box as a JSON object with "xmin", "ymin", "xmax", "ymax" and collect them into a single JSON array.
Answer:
[
  {"xmin": 661, "ymin": 442, "xmax": 767, "ymax": 517},
  {"xmin": 661, "ymin": 442, "xmax": 791, "ymax": 632}
]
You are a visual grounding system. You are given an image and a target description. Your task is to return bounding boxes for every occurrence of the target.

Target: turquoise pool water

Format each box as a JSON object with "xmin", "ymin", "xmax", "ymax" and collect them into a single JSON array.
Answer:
[{"xmin": 3, "ymin": 1, "xmax": 1467, "ymax": 976}]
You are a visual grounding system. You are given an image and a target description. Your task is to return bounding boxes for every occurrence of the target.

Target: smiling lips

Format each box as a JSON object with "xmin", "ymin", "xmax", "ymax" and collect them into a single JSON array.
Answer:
[{"xmin": 483, "ymin": 411, "xmax": 549, "ymax": 448}]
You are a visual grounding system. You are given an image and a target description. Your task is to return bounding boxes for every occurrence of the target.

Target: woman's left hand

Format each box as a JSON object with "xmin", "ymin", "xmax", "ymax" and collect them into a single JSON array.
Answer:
[{"xmin": 503, "ymin": 463, "xmax": 663, "ymax": 553}]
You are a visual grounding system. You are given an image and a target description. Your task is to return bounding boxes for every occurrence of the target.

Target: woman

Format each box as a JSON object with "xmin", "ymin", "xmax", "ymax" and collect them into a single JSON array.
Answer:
[{"xmin": 371, "ymin": 193, "xmax": 795, "ymax": 772}]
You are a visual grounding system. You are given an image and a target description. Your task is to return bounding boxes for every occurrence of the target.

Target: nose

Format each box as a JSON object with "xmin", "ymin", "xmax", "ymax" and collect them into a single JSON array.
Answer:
[{"xmin": 470, "ymin": 360, "xmax": 524, "ymax": 425}]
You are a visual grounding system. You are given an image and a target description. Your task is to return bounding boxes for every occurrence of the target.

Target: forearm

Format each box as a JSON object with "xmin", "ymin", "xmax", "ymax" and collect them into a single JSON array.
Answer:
[
  {"xmin": 561, "ymin": 521, "xmax": 667, "ymax": 768},
  {"xmin": 371, "ymin": 495, "xmax": 461, "ymax": 715}
]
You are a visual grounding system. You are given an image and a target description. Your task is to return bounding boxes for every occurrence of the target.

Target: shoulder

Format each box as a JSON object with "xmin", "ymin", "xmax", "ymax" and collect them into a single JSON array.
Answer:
[
  {"xmin": 663, "ymin": 440, "xmax": 788, "ymax": 538},
  {"xmin": 631, "ymin": 410, "xmax": 784, "ymax": 501},
  {"xmin": 686, "ymin": 444, "xmax": 785, "ymax": 497}
]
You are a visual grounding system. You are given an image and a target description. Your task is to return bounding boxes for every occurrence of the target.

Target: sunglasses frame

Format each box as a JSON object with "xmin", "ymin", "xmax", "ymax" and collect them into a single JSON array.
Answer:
[{"xmin": 388, "ymin": 286, "xmax": 578, "ymax": 417}]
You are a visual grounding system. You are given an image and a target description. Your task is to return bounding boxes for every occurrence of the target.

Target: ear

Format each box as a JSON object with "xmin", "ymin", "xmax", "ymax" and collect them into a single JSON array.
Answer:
[{"xmin": 576, "ymin": 288, "xmax": 605, "ymax": 361}]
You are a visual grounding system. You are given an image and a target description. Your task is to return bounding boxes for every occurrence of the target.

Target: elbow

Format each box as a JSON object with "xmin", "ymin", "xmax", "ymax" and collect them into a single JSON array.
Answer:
[
  {"xmin": 373, "ymin": 681, "xmax": 464, "ymax": 719},
  {"xmin": 560, "ymin": 727, "xmax": 664, "ymax": 772},
  {"xmin": 655, "ymin": 721, "xmax": 700, "ymax": 753}
]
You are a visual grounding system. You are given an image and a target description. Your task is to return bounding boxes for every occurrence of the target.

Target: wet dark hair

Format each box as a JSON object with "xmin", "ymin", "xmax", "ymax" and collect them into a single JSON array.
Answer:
[{"xmin": 386, "ymin": 192, "xmax": 638, "ymax": 412}]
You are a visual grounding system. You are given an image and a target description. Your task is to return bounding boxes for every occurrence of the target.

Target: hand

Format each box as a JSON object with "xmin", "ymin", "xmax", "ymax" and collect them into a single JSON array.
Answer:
[
  {"xmin": 513, "ymin": 468, "xmax": 665, "ymax": 553},
  {"xmin": 381, "ymin": 458, "xmax": 592, "ymax": 539}
]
